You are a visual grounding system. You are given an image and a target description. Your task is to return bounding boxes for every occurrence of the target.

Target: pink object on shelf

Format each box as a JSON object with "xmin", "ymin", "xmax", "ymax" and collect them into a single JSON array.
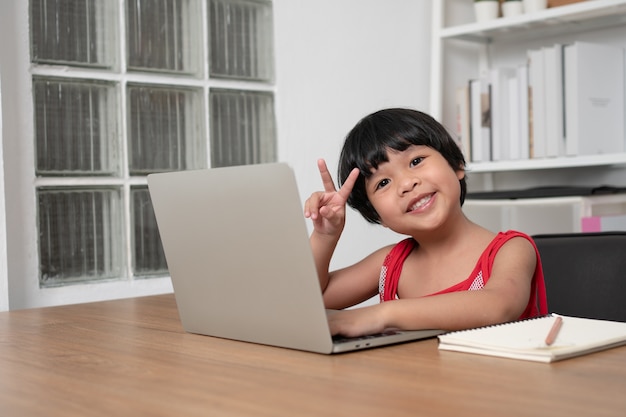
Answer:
[{"xmin": 581, "ymin": 217, "xmax": 601, "ymax": 232}]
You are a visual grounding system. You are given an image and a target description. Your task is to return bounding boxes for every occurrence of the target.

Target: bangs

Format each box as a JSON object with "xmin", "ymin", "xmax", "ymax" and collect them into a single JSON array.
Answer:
[
  {"xmin": 358, "ymin": 135, "xmax": 413, "ymax": 177},
  {"xmin": 348, "ymin": 116, "xmax": 427, "ymax": 179}
]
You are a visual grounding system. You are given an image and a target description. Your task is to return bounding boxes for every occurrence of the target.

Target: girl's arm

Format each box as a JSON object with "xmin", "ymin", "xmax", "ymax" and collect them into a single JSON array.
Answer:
[
  {"xmin": 327, "ymin": 236, "xmax": 537, "ymax": 336},
  {"xmin": 320, "ymin": 245, "xmax": 391, "ymax": 310},
  {"xmin": 304, "ymin": 159, "xmax": 360, "ymax": 294}
]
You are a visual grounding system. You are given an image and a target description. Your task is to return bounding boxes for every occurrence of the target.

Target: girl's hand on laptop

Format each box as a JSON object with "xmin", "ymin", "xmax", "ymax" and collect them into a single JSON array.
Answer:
[
  {"xmin": 304, "ymin": 159, "xmax": 359, "ymax": 237},
  {"xmin": 327, "ymin": 306, "xmax": 386, "ymax": 337}
]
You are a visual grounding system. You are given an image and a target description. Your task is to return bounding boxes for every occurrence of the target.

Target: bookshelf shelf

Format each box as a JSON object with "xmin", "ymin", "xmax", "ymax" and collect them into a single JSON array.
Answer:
[{"xmin": 467, "ymin": 153, "xmax": 626, "ymax": 173}]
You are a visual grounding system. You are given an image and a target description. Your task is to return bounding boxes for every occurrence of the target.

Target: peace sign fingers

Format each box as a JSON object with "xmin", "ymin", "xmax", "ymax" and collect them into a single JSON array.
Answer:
[
  {"xmin": 305, "ymin": 159, "xmax": 360, "ymax": 236},
  {"xmin": 316, "ymin": 159, "xmax": 359, "ymax": 200},
  {"xmin": 316, "ymin": 159, "xmax": 338, "ymax": 193}
]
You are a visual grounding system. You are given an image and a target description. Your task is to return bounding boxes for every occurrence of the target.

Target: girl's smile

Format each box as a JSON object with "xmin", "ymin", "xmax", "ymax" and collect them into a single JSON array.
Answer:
[{"xmin": 406, "ymin": 193, "xmax": 435, "ymax": 213}]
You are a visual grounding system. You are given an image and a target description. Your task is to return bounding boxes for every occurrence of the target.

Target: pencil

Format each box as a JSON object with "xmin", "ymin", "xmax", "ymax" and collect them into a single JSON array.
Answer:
[{"xmin": 545, "ymin": 315, "xmax": 563, "ymax": 346}]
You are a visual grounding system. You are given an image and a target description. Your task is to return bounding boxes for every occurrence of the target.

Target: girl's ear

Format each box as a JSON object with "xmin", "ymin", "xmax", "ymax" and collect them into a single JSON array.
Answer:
[{"xmin": 456, "ymin": 168, "xmax": 466, "ymax": 180}]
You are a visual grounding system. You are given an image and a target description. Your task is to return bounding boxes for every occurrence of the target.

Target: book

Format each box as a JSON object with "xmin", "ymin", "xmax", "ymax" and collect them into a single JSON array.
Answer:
[
  {"xmin": 564, "ymin": 41, "xmax": 625, "ymax": 156},
  {"xmin": 507, "ymin": 75, "xmax": 520, "ymax": 160},
  {"xmin": 469, "ymin": 77, "xmax": 492, "ymax": 162},
  {"xmin": 489, "ymin": 67, "xmax": 516, "ymax": 161},
  {"xmin": 543, "ymin": 43, "xmax": 566, "ymax": 157},
  {"xmin": 527, "ymin": 48, "xmax": 547, "ymax": 159},
  {"xmin": 455, "ymin": 85, "xmax": 471, "ymax": 162},
  {"xmin": 516, "ymin": 64, "xmax": 530, "ymax": 160},
  {"xmin": 438, "ymin": 314, "xmax": 626, "ymax": 363}
]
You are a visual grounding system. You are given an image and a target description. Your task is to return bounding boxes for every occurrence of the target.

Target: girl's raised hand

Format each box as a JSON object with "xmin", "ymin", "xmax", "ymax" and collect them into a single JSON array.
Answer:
[{"xmin": 304, "ymin": 159, "xmax": 360, "ymax": 236}]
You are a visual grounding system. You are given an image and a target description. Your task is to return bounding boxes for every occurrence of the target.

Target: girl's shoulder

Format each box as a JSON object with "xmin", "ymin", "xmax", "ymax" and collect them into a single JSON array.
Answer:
[
  {"xmin": 491, "ymin": 230, "xmax": 537, "ymax": 254},
  {"xmin": 349, "ymin": 242, "xmax": 400, "ymax": 271},
  {"xmin": 372, "ymin": 241, "xmax": 405, "ymax": 260},
  {"xmin": 360, "ymin": 239, "xmax": 415, "ymax": 271}
]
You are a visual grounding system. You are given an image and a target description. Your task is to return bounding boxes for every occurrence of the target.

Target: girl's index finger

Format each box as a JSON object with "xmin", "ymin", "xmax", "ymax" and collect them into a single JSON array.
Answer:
[
  {"xmin": 317, "ymin": 159, "xmax": 338, "ymax": 192},
  {"xmin": 337, "ymin": 167, "xmax": 360, "ymax": 200}
]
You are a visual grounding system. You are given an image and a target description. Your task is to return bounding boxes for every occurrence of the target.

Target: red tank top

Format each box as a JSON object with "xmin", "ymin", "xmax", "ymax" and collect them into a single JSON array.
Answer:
[{"xmin": 378, "ymin": 230, "xmax": 548, "ymax": 319}]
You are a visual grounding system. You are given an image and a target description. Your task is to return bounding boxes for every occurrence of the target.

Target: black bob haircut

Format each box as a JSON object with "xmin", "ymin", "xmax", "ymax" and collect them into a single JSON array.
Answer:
[{"xmin": 337, "ymin": 108, "xmax": 467, "ymax": 224}]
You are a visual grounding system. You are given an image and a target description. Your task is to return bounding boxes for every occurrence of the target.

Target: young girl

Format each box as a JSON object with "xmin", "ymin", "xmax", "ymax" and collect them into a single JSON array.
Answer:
[{"xmin": 304, "ymin": 108, "xmax": 547, "ymax": 337}]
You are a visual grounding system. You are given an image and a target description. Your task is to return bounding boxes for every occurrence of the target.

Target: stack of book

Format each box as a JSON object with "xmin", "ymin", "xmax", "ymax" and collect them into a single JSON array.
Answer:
[{"xmin": 455, "ymin": 41, "xmax": 625, "ymax": 163}]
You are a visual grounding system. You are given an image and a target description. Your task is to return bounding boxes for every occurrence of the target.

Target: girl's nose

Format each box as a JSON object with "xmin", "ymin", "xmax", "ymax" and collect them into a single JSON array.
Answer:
[{"xmin": 399, "ymin": 174, "xmax": 420, "ymax": 195}]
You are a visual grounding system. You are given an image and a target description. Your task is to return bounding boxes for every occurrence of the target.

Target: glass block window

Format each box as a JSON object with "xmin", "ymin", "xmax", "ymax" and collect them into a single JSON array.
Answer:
[
  {"xmin": 30, "ymin": 0, "xmax": 117, "ymax": 68},
  {"xmin": 209, "ymin": 0, "xmax": 274, "ymax": 81},
  {"xmin": 29, "ymin": 0, "xmax": 276, "ymax": 289},
  {"xmin": 38, "ymin": 188, "xmax": 123, "ymax": 287},
  {"xmin": 210, "ymin": 89, "xmax": 276, "ymax": 167},
  {"xmin": 33, "ymin": 77, "xmax": 118, "ymax": 176},
  {"xmin": 131, "ymin": 186, "xmax": 168, "ymax": 277},
  {"xmin": 127, "ymin": 84, "xmax": 205, "ymax": 174},
  {"xmin": 127, "ymin": 0, "xmax": 202, "ymax": 75}
]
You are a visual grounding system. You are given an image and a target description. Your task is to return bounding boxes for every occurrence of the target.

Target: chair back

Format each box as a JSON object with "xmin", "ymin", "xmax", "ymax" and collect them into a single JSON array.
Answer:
[{"xmin": 532, "ymin": 232, "xmax": 626, "ymax": 322}]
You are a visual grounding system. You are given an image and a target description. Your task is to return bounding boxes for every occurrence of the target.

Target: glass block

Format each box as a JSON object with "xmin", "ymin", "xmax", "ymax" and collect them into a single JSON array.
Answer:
[
  {"xmin": 127, "ymin": 84, "xmax": 205, "ymax": 174},
  {"xmin": 209, "ymin": 0, "xmax": 274, "ymax": 81},
  {"xmin": 127, "ymin": 0, "xmax": 202, "ymax": 75},
  {"xmin": 38, "ymin": 187, "xmax": 124, "ymax": 287},
  {"xmin": 210, "ymin": 88, "xmax": 276, "ymax": 167},
  {"xmin": 30, "ymin": 0, "xmax": 117, "ymax": 68},
  {"xmin": 131, "ymin": 186, "xmax": 168, "ymax": 277},
  {"xmin": 33, "ymin": 77, "xmax": 119, "ymax": 176}
]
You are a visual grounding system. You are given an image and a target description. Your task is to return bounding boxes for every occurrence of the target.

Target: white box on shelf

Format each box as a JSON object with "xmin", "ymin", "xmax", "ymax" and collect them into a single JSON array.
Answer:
[
  {"xmin": 582, "ymin": 214, "xmax": 626, "ymax": 232},
  {"xmin": 463, "ymin": 194, "xmax": 626, "ymax": 235}
]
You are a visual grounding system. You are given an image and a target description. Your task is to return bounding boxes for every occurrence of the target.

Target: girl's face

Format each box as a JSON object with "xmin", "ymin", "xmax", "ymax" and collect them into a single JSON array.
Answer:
[{"xmin": 364, "ymin": 145, "xmax": 465, "ymax": 235}]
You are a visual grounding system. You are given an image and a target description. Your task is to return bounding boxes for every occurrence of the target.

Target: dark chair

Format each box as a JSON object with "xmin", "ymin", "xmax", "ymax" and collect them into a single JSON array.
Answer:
[{"xmin": 532, "ymin": 232, "xmax": 626, "ymax": 322}]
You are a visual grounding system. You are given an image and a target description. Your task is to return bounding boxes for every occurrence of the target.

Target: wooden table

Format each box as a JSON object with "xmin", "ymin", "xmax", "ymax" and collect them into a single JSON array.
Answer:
[{"xmin": 1, "ymin": 294, "xmax": 624, "ymax": 417}]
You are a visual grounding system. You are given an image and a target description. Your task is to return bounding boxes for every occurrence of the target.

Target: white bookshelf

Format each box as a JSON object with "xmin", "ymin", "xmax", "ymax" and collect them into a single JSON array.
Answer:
[
  {"xmin": 440, "ymin": 0, "xmax": 626, "ymax": 42},
  {"xmin": 431, "ymin": 0, "xmax": 626, "ymax": 179}
]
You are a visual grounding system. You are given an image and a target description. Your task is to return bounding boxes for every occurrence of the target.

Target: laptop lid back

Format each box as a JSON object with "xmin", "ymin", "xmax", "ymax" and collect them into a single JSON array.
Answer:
[{"xmin": 148, "ymin": 163, "xmax": 334, "ymax": 353}]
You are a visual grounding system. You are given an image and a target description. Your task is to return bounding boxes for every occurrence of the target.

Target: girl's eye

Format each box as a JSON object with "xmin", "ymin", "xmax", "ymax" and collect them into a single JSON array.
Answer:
[
  {"xmin": 410, "ymin": 157, "xmax": 424, "ymax": 167},
  {"xmin": 376, "ymin": 178, "xmax": 390, "ymax": 190}
]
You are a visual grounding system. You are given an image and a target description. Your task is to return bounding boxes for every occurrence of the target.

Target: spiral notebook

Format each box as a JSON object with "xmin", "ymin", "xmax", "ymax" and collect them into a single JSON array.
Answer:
[{"xmin": 438, "ymin": 314, "xmax": 626, "ymax": 363}]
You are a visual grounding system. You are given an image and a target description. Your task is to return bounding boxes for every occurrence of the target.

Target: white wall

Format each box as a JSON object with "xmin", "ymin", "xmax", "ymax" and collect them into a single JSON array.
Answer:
[
  {"xmin": 0, "ymin": 0, "xmax": 33, "ymax": 309},
  {"xmin": 0, "ymin": 74, "xmax": 8, "ymax": 311},
  {"xmin": 273, "ymin": 0, "xmax": 433, "ymax": 274}
]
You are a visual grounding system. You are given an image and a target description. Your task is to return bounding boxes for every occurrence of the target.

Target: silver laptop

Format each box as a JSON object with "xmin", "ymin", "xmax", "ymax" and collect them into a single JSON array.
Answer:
[{"xmin": 147, "ymin": 163, "xmax": 443, "ymax": 354}]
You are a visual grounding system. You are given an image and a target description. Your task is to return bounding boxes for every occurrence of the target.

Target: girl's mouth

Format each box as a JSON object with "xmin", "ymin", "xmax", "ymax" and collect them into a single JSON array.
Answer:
[{"xmin": 407, "ymin": 193, "xmax": 434, "ymax": 212}]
